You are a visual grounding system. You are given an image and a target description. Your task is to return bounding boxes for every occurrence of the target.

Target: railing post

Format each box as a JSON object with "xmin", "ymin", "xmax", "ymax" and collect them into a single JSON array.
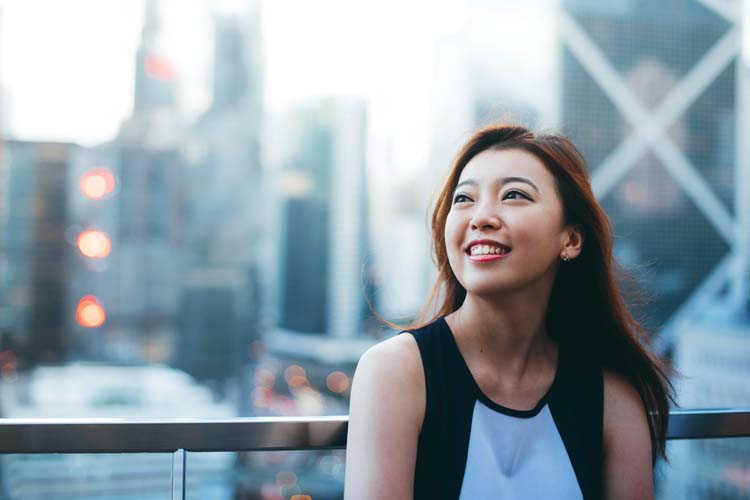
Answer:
[{"xmin": 172, "ymin": 448, "xmax": 186, "ymax": 500}]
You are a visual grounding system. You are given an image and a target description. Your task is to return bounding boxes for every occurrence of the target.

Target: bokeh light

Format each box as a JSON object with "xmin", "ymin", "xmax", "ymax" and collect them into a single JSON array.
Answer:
[
  {"xmin": 1, "ymin": 351, "xmax": 17, "ymax": 382},
  {"xmin": 80, "ymin": 168, "xmax": 115, "ymax": 199},
  {"xmin": 144, "ymin": 55, "xmax": 177, "ymax": 81},
  {"xmin": 77, "ymin": 230, "xmax": 111, "ymax": 258},
  {"xmin": 0, "ymin": 351, "xmax": 18, "ymax": 382},
  {"xmin": 284, "ymin": 365, "xmax": 307, "ymax": 388},
  {"xmin": 75, "ymin": 295, "xmax": 106, "ymax": 328},
  {"xmin": 326, "ymin": 371, "xmax": 350, "ymax": 393},
  {"xmin": 251, "ymin": 386, "xmax": 271, "ymax": 408}
]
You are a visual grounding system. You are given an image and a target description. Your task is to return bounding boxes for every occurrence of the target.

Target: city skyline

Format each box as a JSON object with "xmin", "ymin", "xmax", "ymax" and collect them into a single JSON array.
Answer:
[{"xmin": 0, "ymin": 0, "xmax": 557, "ymax": 168}]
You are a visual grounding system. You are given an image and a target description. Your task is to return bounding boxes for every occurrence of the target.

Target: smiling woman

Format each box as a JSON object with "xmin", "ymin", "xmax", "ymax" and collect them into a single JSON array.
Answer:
[
  {"xmin": 445, "ymin": 148, "xmax": 575, "ymax": 300},
  {"xmin": 345, "ymin": 124, "xmax": 676, "ymax": 500}
]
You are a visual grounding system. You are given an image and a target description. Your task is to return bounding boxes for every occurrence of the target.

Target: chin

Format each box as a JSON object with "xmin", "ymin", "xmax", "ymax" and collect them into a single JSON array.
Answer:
[{"xmin": 461, "ymin": 280, "xmax": 517, "ymax": 297}]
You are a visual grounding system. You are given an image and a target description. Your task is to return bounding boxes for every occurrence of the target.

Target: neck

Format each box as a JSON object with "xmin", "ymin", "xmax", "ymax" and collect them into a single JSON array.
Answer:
[{"xmin": 445, "ymin": 277, "xmax": 557, "ymax": 383}]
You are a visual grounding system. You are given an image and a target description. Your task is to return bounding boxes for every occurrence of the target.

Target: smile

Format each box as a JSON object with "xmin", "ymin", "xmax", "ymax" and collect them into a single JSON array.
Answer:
[
  {"xmin": 464, "ymin": 240, "xmax": 512, "ymax": 263},
  {"xmin": 468, "ymin": 245, "xmax": 510, "ymax": 256}
]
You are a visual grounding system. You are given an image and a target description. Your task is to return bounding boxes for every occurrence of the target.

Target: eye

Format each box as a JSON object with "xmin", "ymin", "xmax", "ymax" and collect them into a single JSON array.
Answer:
[
  {"xmin": 453, "ymin": 193, "xmax": 472, "ymax": 204},
  {"xmin": 503, "ymin": 189, "xmax": 529, "ymax": 201}
]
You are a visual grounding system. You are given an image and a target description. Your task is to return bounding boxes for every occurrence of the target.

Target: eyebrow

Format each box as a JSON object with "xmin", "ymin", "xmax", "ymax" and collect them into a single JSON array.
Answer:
[{"xmin": 453, "ymin": 176, "xmax": 540, "ymax": 196}]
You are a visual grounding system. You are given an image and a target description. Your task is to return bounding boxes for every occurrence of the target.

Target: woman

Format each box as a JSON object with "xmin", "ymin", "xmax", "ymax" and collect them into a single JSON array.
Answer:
[{"xmin": 344, "ymin": 124, "xmax": 675, "ymax": 499}]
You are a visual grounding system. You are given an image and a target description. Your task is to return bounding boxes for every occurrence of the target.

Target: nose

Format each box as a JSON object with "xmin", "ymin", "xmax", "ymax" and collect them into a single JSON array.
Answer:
[{"xmin": 470, "ymin": 199, "xmax": 501, "ymax": 231}]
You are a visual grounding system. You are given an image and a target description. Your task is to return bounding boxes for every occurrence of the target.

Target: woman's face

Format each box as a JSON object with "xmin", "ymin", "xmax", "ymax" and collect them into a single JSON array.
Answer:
[{"xmin": 444, "ymin": 148, "xmax": 576, "ymax": 297}]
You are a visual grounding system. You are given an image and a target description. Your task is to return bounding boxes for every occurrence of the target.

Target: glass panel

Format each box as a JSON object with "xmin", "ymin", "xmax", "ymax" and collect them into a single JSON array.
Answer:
[
  {"xmin": 656, "ymin": 437, "xmax": 750, "ymax": 500},
  {"xmin": 0, "ymin": 453, "xmax": 173, "ymax": 499},
  {"xmin": 185, "ymin": 449, "xmax": 345, "ymax": 500}
]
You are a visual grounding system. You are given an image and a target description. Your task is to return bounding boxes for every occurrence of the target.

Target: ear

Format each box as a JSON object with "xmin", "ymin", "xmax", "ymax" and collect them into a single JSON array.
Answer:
[{"xmin": 562, "ymin": 225, "xmax": 584, "ymax": 260}]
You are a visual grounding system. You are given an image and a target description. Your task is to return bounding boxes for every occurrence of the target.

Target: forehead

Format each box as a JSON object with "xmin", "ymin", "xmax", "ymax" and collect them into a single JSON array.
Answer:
[{"xmin": 458, "ymin": 148, "xmax": 553, "ymax": 186}]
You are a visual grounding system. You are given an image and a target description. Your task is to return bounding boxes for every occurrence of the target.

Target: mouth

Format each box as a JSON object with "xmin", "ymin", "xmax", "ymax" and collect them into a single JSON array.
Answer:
[
  {"xmin": 464, "ymin": 240, "xmax": 512, "ymax": 257},
  {"xmin": 464, "ymin": 241, "xmax": 512, "ymax": 263}
]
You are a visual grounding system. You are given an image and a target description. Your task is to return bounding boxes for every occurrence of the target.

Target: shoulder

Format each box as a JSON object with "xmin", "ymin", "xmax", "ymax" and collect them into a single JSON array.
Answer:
[
  {"xmin": 603, "ymin": 369, "xmax": 642, "ymax": 406},
  {"xmin": 601, "ymin": 369, "xmax": 654, "ymax": 498},
  {"xmin": 343, "ymin": 333, "xmax": 425, "ymax": 499},
  {"xmin": 602, "ymin": 369, "xmax": 649, "ymax": 445},
  {"xmin": 352, "ymin": 332, "xmax": 424, "ymax": 410}
]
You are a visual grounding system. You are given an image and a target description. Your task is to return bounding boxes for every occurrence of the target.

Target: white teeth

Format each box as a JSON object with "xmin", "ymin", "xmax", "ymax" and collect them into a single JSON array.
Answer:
[{"xmin": 469, "ymin": 245, "xmax": 509, "ymax": 256}]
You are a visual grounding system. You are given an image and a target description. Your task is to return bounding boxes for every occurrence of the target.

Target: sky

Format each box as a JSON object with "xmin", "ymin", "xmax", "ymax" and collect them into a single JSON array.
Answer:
[
  {"xmin": 0, "ymin": 0, "xmax": 208, "ymax": 144},
  {"xmin": 0, "ymin": 0, "xmax": 557, "ymax": 148}
]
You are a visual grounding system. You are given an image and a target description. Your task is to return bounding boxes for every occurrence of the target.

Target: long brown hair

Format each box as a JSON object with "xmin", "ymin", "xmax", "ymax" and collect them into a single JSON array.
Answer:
[{"xmin": 374, "ymin": 123, "xmax": 676, "ymax": 462}]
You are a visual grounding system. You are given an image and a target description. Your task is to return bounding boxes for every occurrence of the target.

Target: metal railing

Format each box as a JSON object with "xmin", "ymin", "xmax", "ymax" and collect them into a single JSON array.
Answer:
[
  {"xmin": 0, "ymin": 409, "xmax": 748, "ymax": 454},
  {"xmin": 0, "ymin": 410, "xmax": 748, "ymax": 499}
]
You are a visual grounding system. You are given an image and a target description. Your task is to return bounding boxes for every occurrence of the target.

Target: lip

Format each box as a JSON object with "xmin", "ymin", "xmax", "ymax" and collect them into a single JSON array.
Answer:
[
  {"xmin": 464, "ymin": 238, "xmax": 512, "ymax": 263},
  {"xmin": 467, "ymin": 252, "xmax": 511, "ymax": 263}
]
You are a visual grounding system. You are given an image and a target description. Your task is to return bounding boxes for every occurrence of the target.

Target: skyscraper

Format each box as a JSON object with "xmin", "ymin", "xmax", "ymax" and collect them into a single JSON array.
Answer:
[
  {"xmin": 111, "ymin": 0, "xmax": 187, "ymax": 361},
  {"xmin": 133, "ymin": 0, "xmax": 177, "ymax": 114},
  {"xmin": 559, "ymin": 1, "xmax": 749, "ymax": 497},
  {"xmin": 0, "ymin": 141, "xmax": 74, "ymax": 365},
  {"xmin": 177, "ymin": 3, "xmax": 265, "ymax": 383},
  {"xmin": 264, "ymin": 98, "xmax": 374, "ymax": 364},
  {"xmin": 559, "ymin": 0, "xmax": 743, "ymax": 340}
]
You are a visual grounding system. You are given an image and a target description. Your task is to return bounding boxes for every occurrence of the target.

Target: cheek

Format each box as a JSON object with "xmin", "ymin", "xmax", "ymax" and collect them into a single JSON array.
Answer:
[
  {"xmin": 443, "ymin": 213, "xmax": 464, "ymax": 262},
  {"xmin": 513, "ymin": 216, "xmax": 563, "ymax": 254}
]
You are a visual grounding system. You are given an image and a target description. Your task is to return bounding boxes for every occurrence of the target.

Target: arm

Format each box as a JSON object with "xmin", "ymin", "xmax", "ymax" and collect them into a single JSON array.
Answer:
[
  {"xmin": 344, "ymin": 334, "xmax": 425, "ymax": 500},
  {"xmin": 602, "ymin": 369, "xmax": 654, "ymax": 500}
]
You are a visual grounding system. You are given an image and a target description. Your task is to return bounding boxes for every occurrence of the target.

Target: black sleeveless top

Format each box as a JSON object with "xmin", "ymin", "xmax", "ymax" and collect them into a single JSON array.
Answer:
[{"xmin": 401, "ymin": 317, "xmax": 604, "ymax": 499}]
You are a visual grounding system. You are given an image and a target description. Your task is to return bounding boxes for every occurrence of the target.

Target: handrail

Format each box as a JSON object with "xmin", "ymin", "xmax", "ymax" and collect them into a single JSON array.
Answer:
[{"xmin": 0, "ymin": 409, "xmax": 748, "ymax": 454}]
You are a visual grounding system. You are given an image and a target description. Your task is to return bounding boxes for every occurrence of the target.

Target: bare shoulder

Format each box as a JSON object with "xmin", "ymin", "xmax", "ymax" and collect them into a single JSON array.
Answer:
[
  {"xmin": 360, "ymin": 331, "xmax": 422, "ymax": 373},
  {"xmin": 603, "ymin": 369, "xmax": 644, "ymax": 407},
  {"xmin": 602, "ymin": 369, "xmax": 654, "ymax": 499},
  {"xmin": 602, "ymin": 369, "xmax": 649, "ymax": 440},
  {"xmin": 352, "ymin": 332, "xmax": 425, "ymax": 421},
  {"xmin": 343, "ymin": 332, "xmax": 425, "ymax": 499}
]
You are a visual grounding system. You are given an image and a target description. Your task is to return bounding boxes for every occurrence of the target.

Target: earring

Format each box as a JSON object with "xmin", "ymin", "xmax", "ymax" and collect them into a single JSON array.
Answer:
[{"xmin": 561, "ymin": 254, "xmax": 569, "ymax": 262}]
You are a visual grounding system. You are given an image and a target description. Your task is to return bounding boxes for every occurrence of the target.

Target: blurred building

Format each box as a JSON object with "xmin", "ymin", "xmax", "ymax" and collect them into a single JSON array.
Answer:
[
  {"xmin": 0, "ymin": 141, "xmax": 75, "ymax": 366},
  {"xmin": 0, "ymin": 0, "xmax": 270, "ymax": 403},
  {"xmin": 176, "ymin": 4, "xmax": 265, "ymax": 385},
  {"xmin": 132, "ymin": 0, "xmax": 177, "ymax": 114},
  {"xmin": 4, "ymin": 0, "xmax": 191, "ymax": 370},
  {"xmin": 559, "ymin": 0, "xmax": 739, "ymax": 335},
  {"xmin": 101, "ymin": 0, "xmax": 188, "ymax": 365},
  {"xmin": 400, "ymin": 21, "xmax": 543, "ymax": 324},
  {"xmin": 657, "ymin": 317, "xmax": 750, "ymax": 499},
  {"xmin": 263, "ymin": 98, "xmax": 375, "ymax": 364},
  {"xmin": 559, "ymin": 1, "xmax": 749, "ymax": 498},
  {"xmin": 66, "ymin": 146, "xmax": 120, "ymax": 360}
]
